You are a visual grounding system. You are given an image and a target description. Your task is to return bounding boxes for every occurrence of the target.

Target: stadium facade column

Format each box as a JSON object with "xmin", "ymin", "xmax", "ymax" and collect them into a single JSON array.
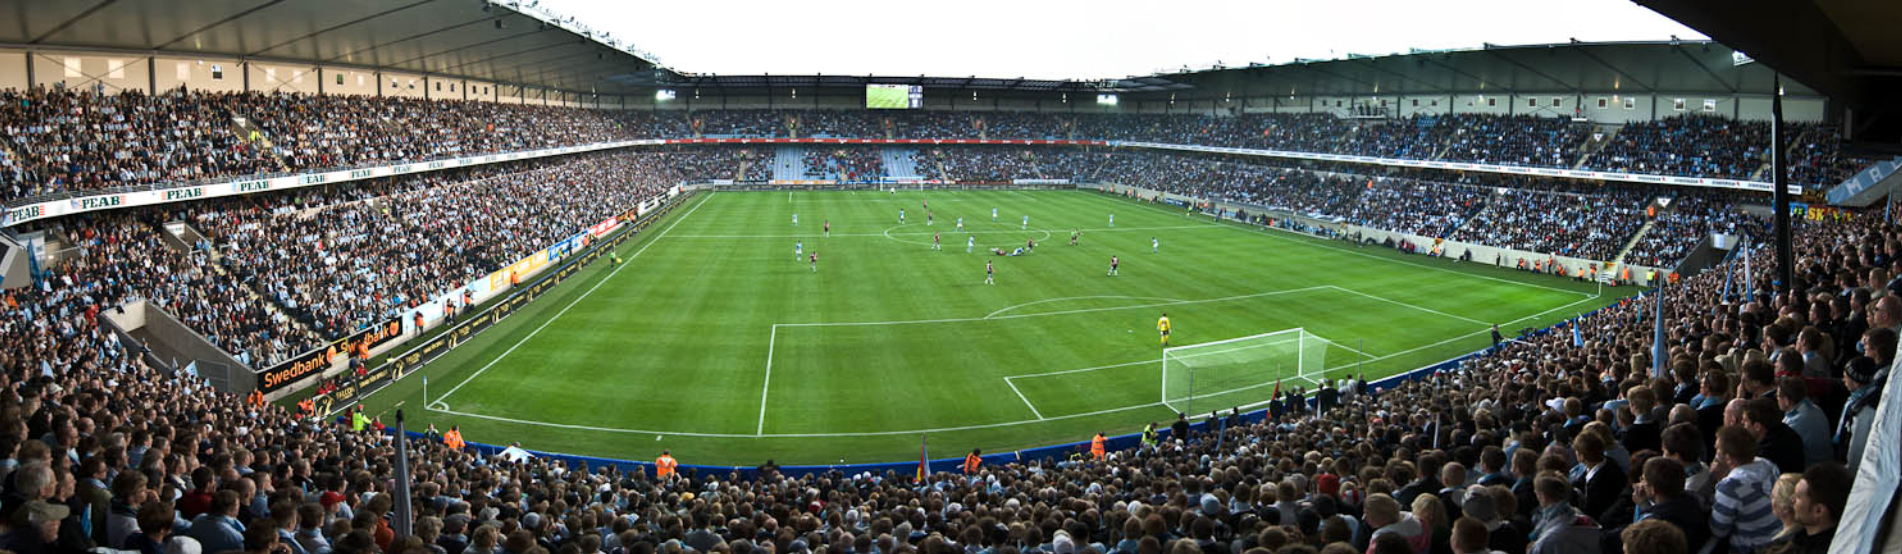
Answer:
[
  {"xmin": 423, "ymin": 75, "xmax": 430, "ymax": 100},
  {"xmin": 376, "ymin": 70, "xmax": 383, "ymax": 97},
  {"xmin": 241, "ymin": 60, "xmax": 249, "ymax": 92},
  {"xmin": 22, "ymin": 51, "xmax": 32, "ymax": 88},
  {"xmin": 1771, "ymin": 76, "xmax": 1796, "ymax": 291},
  {"xmin": 147, "ymin": 56, "xmax": 156, "ymax": 93},
  {"xmin": 317, "ymin": 67, "xmax": 324, "ymax": 95}
]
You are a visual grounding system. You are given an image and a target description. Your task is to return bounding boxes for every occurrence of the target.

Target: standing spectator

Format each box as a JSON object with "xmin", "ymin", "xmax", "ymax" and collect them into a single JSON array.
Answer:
[
  {"xmin": 1776, "ymin": 463, "xmax": 1852, "ymax": 554},
  {"xmin": 188, "ymin": 491, "xmax": 246, "ymax": 554},
  {"xmin": 1708, "ymin": 427, "xmax": 1779, "ymax": 554},
  {"xmin": 1835, "ymin": 355, "xmax": 1885, "ymax": 471},
  {"xmin": 1448, "ymin": 517, "xmax": 1499, "ymax": 554},
  {"xmin": 1529, "ymin": 474, "xmax": 1601, "ymax": 554},
  {"xmin": 1571, "ymin": 432, "xmax": 1626, "ymax": 523},
  {"xmin": 1741, "ymin": 399, "xmax": 1805, "ymax": 474},
  {"xmin": 1774, "ymin": 377, "xmax": 1831, "ymax": 467},
  {"xmin": 1617, "ymin": 520, "xmax": 1685, "ymax": 554},
  {"xmin": 1621, "ymin": 457, "xmax": 1706, "ymax": 552},
  {"xmin": 0, "ymin": 500, "xmax": 70, "ymax": 554},
  {"xmin": 1362, "ymin": 494, "xmax": 1428, "ymax": 554}
]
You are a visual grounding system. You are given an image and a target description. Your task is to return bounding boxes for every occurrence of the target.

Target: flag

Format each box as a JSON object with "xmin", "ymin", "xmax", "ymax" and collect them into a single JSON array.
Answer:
[
  {"xmin": 1720, "ymin": 239, "xmax": 1742, "ymax": 302},
  {"xmin": 1743, "ymin": 236, "xmax": 1753, "ymax": 299},
  {"xmin": 914, "ymin": 434, "xmax": 928, "ymax": 484},
  {"xmin": 1651, "ymin": 283, "xmax": 1667, "ymax": 378},
  {"xmin": 1572, "ymin": 318, "xmax": 1583, "ymax": 347}
]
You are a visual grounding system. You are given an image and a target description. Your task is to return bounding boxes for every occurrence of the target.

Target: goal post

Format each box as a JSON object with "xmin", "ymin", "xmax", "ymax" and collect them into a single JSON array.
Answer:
[{"xmin": 1161, "ymin": 328, "xmax": 1330, "ymax": 416}]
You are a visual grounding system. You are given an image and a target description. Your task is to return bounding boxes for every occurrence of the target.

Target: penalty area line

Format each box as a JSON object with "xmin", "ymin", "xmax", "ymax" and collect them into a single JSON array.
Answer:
[
  {"xmin": 429, "ymin": 192, "xmax": 714, "ymax": 406},
  {"xmin": 758, "ymin": 325, "xmax": 776, "ymax": 435},
  {"xmin": 1005, "ymin": 379, "xmax": 1045, "ymax": 420}
]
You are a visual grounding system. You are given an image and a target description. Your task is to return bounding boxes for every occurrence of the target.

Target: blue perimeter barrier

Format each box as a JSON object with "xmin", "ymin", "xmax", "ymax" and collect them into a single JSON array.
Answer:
[{"xmin": 368, "ymin": 300, "xmax": 1621, "ymax": 481}]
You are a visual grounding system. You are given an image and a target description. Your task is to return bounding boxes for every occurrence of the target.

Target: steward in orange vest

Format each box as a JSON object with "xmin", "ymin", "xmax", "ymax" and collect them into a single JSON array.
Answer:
[
  {"xmin": 656, "ymin": 451, "xmax": 678, "ymax": 478},
  {"xmin": 443, "ymin": 426, "xmax": 467, "ymax": 450},
  {"xmin": 963, "ymin": 449, "xmax": 982, "ymax": 474},
  {"xmin": 1091, "ymin": 433, "xmax": 1107, "ymax": 460}
]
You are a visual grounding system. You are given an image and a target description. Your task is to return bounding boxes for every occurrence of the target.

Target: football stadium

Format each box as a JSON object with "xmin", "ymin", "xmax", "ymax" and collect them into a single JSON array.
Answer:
[{"xmin": 0, "ymin": 1, "xmax": 1899, "ymax": 554}]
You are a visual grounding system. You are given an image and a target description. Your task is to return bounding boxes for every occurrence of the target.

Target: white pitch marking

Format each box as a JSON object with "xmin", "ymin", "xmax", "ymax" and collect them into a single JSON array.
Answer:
[
  {"xmin": 776, "ymin": 286, "xmax": 1332, "ymax": 328},
  {"xmin": 668, "ymin": 224, "xmax": 1213, "ymax": 239},
  {"xmin": 983, "ymin": 295, "xmax": 1190, "ymax": 319},
  {"xmin": 1005, "ymin": 378, "xmax": 1045, "ymax": 420},
  {"xmin": 1322, "ymin": 285, "xmax": 1492, "ymax": 326},
  {"xmin": 757, "ymin": 325, "xmax": 777, "ymax": 435},
  {"xmin": 430, "ymin": 193, "xmax": 714, "ymax": 405}
]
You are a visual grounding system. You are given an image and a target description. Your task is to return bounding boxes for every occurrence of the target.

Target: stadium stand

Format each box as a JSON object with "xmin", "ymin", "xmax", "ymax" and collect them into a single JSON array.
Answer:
[
  {"xmin": 0, "ymin": 14, "xmax": 1896, "ymax": 554},
  {"xmin": 5, "ymin": 93, "xmax": 1883, "ymax": 206},
  {"xmin": 0, "ymin": 195, "xmax": 1881, "ymax": 554}
]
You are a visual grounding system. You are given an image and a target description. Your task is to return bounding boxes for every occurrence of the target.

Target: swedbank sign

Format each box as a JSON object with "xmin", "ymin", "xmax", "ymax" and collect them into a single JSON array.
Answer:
[{"xmin": 255, "ymin": 318, "xmax": 405, "ymax": 393}]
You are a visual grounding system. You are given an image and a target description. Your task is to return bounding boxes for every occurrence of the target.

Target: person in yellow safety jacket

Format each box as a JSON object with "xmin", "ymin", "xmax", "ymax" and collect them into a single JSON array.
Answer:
[
  {"xmin": 1141, "ymin": 422, "xmax": 1158, "ymax": 450},
  {"xmin": 656, "ymin": 450, "xmax": 678, "ymax": 479},
  {"xmin": 963, "ymin": 449, "xmax": 982, "ymax": 475},
  {"xmin": 1646, "ymin": 269, "xmax": 1657, "ymax": 284},
  {"xmin": 350, "ymin": 408, "xmax": 371, "ymax": 432},
  {"xmin": 1091, "ymin": 433, "xmax": 1107, "ymax": 460}
]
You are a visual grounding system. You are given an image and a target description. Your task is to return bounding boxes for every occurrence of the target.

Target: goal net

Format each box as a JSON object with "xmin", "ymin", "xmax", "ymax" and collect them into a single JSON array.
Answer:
[{"xmin": 1162, "ymin": 328, "xmax": 1329, "ymax": 416}]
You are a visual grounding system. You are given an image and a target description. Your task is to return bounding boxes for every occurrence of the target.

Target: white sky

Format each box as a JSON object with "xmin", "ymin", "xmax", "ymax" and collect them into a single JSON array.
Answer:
[{"xmin": 536, "ymin": 0, "xmax": 1707, "ymax": 80}]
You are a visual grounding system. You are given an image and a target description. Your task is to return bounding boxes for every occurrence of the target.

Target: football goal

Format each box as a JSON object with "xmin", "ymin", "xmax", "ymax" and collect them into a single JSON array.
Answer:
[{"xmin": 1161, "ymin": 328, "xmax": 1330, "ymax": 416}]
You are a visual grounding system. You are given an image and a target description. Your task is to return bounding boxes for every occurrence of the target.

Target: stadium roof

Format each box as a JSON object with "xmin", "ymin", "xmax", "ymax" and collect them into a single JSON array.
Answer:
[
  {"xmin": 1128, "ymin": 40, "xmax": 1814, "ymax": 100},
  {"xmin": 1638, "ymin": 0, "xmax": 1902, "ymax": 153},
  {"xmin": 0, "ymin": 0, "xmax": 674, "ymax": 95},
  {"xmin": 0, "ymin": 0, "xmax": 1820, "ymax": 102},
  {"xmin": 638, "ymin": 41, "xmax": 1816, "ymax": 101}
]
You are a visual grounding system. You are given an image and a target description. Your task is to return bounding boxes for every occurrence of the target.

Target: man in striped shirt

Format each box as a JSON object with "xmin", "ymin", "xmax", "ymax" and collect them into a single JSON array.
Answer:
[{"xmin": 1709, "ymin": 426, "xmax": 1782, "ymax": 554}]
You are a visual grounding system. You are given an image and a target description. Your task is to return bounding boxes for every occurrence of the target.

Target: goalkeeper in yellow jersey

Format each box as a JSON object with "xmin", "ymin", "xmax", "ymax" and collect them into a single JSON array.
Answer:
[{"xmin": 1157, "ymin": 313, "xmax": 1172, "ymax": 347}]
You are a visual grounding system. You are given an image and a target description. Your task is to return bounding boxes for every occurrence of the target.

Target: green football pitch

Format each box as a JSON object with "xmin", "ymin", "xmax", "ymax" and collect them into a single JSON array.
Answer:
[{"xmin": 355, "ymin": 189, "xmax": 1621, "ymax": 465}]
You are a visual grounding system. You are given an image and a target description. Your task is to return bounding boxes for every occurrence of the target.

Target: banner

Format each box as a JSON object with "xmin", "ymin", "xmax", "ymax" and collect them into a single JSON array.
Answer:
[{"xmin": 256, "ymin": 317, "xmax": 404, "ymax": 394}]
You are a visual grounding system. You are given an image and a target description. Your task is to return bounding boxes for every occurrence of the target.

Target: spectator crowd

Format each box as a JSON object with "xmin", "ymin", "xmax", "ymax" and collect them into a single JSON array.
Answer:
[
  {"xmin": 0, "ymin": 85, "xmax": 1889, "ymax": 554},
  {"xmin": 3, "ymin": 91, "xmax": 1877, "ymax": 204},
  {"xmin": 0, "ymin": 180, "xmax": 1882, "ymax": 554}
]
